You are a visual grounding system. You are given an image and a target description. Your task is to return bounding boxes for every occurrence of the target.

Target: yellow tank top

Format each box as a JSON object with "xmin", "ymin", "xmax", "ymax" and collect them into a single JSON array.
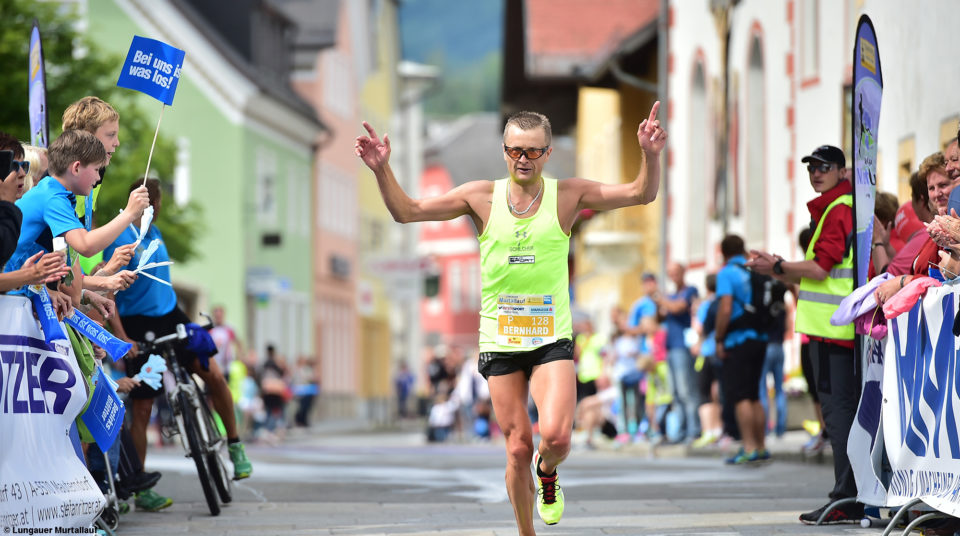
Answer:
[{"xmin": 478, "ymin": 178, "xmax": 572, "ymax": 352}]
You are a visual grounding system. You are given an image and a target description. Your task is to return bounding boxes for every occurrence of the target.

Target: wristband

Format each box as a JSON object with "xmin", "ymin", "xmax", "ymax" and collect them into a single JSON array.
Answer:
[
  {"xmin": 873, "ymin": 242, "xmax": 885, "ymax": 248},
  {"xmin": 900, "ymin": 275, "xmax": 907, "ymax": 289},
  {"xmin": 773, "ymin": 259, "xmax": 784, "ymax": 275}
]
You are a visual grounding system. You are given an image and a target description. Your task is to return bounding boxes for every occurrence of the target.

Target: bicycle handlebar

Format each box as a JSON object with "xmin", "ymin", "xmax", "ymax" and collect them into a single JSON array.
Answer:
[{"xmin": 138, "ymin": 313, "xmax": 214, "ymax": 349}]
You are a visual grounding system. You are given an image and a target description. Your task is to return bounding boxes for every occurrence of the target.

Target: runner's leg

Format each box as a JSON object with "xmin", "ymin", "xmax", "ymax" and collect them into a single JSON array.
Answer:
[
  {"xmin": 487, "ymin": 370, "xmax": 535, "ymax": 535},
  {"xmin": 529, "ymin": 359, "xmax": 576, "ymax": 474}
]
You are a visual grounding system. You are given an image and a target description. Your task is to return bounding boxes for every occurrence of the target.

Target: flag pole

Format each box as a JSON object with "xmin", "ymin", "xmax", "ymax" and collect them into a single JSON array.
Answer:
[{"xmin": 142, "ymin": 103, "xmax": 166, "ymax": 188}]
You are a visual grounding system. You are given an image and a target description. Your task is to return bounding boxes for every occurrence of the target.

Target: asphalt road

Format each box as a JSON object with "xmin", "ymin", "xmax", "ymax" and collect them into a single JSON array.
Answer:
[{"xmin": 108, "ymin": 428, "xmax": 870, "ymax": 535}]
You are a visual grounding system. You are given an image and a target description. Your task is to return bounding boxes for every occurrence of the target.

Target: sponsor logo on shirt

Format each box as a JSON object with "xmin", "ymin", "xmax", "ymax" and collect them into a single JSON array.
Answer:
[{"xmin": 509, "ymin": 255, "xmax": 535, "ymax": 264}]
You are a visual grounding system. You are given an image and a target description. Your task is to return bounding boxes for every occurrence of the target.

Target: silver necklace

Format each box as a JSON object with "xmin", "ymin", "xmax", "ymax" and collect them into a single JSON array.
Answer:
[{"xmin": 507, "ymin": 179, "xmax": 544, "ymax": 215}]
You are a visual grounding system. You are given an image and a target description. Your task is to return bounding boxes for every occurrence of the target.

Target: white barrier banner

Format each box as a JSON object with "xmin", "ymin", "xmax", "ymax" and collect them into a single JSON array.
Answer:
[
  {"xmin": 850, "ymin": 336, "xmax": 888, "ymax": 506},
  {"xmin": 0, "ymin": 296, "xmax": 104, "ymax": 529},
  {"xmin": 884, "ymin": 285, "xmax": 960, "ymax": 515}
]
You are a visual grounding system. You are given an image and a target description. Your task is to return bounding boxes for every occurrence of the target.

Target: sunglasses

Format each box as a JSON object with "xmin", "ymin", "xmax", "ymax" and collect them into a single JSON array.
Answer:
[
  {"xmin": 806, "ymin": 162, "xmax": 834, "ymax": 174},
  {"xmin": 503, "ymin": 145, "xmax": 549, "ymax": 161},
  {"xmin": 10, "ymin": 160, "xmax": 29, "ymax": 173}
]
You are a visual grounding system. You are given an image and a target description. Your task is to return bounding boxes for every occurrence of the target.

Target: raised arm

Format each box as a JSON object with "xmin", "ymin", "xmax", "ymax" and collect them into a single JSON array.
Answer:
[
  {"xmin": 355, "ymin": 121, "xmax": 489, "ymax": 224},
  {"xmin": 62, "ymin": 186, "xmax": 149, "ymax": 257},
  {"xmin": 571, "ymin": 101, "xmax": 667, "ymax": 211}
]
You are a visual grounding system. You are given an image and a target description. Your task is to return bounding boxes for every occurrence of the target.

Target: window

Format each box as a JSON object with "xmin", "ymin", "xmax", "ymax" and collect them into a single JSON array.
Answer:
[
  {"xmin": 449, "ymin": 260, "xmax": 462, "ymax": 312},
  {"xmin": 940, "ymin": 116, "xmax": 959, "ymax": 149},
  {"xmin": 173, "ymin": 137, "xmax": 191, "ymax": 205},
  {"xmin": 842, "ymin": 85, "xmax": 853, "ymax": 159},
  {"xmin": 467, "ymin": 261, "xmax": 480, "ymax": 311},
  {"xmin": 300, "ymin": 168, "xmax": 310, "ymax": 237},
  {"xmin": 745, "ymin": 37, "xmax": 766, "ymax": 246},
  {"xmin": 689, "ymin": 62, "xmax": 708, "ymax": 259},
  {"xmin": 322, "ymin": 51, "xmax": 354, "ymax": 119},
  {"xmin": 800, "ymin": 0, "xmax": 819, "ymax": 82},
  {"xmin": 257, "ymin": 149, "xmax": 278, "ymax": 226},
  {"xmin": 286, "ymin": 167, "xmax": 298, "ymax": 236},
  {"xmin": 318, "ymin": 164, "xmax": 357, "ymax": 239},
  {"xmin": 897, "ymin": 136, "xmax": 915, "ymax": 205}
]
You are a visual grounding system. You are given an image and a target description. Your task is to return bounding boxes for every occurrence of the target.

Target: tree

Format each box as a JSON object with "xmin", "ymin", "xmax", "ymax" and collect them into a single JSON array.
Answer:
[{"xmin": 0, "ymin": 0, "xmax": 202, "ymax": 261}]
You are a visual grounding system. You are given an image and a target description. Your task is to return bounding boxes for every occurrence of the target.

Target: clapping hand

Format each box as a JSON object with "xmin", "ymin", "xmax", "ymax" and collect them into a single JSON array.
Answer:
[
  {"xmin": 927, "ymin": 209, "xmax": 960, "ymax": 248},
  {"xmin": 22, "ymin": 250, "xmax": 70, "ymax": 285}
]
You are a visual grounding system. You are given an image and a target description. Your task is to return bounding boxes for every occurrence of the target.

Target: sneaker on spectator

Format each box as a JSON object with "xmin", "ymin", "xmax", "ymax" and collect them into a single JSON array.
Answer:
[
  {"xmin": 118, "ymin": 470, "xmax": 162, "ymax": 499},
  {"xmin": 534, "ymin": 454, "xmax": 564, "ymax": 525},
  {"xmin": 691, "ymin": 431, "xmax": 719, "ymax": 449},
  {"xmin": 229, "ymin": 442, "xmax": 253, "ymax": 480},
  {"xmin": 799, "ymin": 501, "xmax": 864, "ymax": 524},
  {"xmin": 803, "ymin": 434, "xmax": 828, "ymax": 456},
  {"xmin": 134, "ymin": 488, "xmax": 172, "ymax": 512},
  {"xmin": 724, "ymin": 448, "xmax": 746, "ymax": 464}
]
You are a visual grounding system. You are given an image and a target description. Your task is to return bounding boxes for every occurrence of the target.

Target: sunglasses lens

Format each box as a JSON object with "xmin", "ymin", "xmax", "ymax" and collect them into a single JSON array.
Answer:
[
  {"xmin": 505, "ymin": 147, "xmax": 522, "ymax": 159},
  {"xmin": 526, "ymin": 148, "xmax": 544, "ymax": 159}
]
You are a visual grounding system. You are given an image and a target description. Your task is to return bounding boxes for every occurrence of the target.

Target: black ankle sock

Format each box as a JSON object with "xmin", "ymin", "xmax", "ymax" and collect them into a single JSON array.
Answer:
[
  {"xmin": 228, "ymin": 437, "xmax": 240, "ymax": 445},
  {"xmin": 536, "ymin": 462, "xmax": 556, "ymax": 478}
]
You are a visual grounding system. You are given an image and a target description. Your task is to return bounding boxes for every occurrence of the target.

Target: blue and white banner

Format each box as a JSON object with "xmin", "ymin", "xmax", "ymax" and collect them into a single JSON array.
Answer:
[
  {"xmin": 63, "ymin": 308, "xmax": 132, "ymax": 362},
  {"xmin": 116, "ymin": 36, "xmax": 185, "ymax": 105},
  {"xmin": 27, "ymin": 285, "xmax": 66, "ymax": 344},
  {"xmin": 28, "ymin": 22, "xmax": 48, "ymax": 149},
  {"xmin": 852, "ymin": 15, "xmax": 883, "ymax": 288},
  {"xmin": 883, "ymin": 286, "xmax": 960, "ymax": 516},
  {"xmin": 0, "ymin": 296, "xmax": 104, "ymax": 529}
]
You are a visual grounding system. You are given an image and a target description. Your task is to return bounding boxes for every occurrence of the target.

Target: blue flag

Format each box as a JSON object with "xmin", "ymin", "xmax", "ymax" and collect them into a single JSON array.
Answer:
[
  {"xmin": 116, "ymin": 36, "xmax": 185, "ymax": 105},
  {"xmin": 80, "ymin": 366, "xmax": 125, "ymax": 451}
]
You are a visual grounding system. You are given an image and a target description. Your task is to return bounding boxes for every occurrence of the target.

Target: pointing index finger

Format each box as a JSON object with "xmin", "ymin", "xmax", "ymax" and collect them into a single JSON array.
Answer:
[
  {"xmin": 648, "ymin": 101, "xmax": 661, "ymax": 123},
  {"xmin": 362, "ymin": 121, "xmax": 379, "ymax": 140}
]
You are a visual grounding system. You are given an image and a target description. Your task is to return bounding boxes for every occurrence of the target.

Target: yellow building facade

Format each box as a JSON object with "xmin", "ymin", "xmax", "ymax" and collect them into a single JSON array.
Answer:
[{"xmin": 574, "ymin": 85, "xmax": 663, "ymax": 317}]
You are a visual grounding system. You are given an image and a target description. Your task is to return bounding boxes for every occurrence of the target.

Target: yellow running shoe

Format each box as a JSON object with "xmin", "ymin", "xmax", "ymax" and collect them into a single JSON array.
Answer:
[{"xmin": 534, "ymin": 454, "xmax": 564, "ymax": 525}]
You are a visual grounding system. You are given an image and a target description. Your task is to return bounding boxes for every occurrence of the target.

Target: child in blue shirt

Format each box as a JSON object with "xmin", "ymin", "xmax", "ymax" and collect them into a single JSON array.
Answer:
[{"xmin": 4, "ymin": 130, "xmax": 148, "ymax": 300}]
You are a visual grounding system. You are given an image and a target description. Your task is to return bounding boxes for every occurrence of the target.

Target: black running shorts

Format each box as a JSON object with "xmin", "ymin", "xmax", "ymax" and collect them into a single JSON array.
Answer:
[
  {"xmin": 478, "ymin": 338, "xmax": 574, "ymax": 379},
  {"xmin": 719, "ymin": 338, "xmax": 766, "ymax": 404}
]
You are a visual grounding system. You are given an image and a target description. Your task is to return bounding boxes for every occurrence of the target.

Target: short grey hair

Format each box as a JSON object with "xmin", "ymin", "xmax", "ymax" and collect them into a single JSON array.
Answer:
[{"xmin": 504, "ymin": 111, "xmax": 552, "ymax": 145}]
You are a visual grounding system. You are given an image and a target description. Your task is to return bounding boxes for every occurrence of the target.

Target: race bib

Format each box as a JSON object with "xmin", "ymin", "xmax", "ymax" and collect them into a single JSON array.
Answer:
[{"xmin": 496, "ymin": 294, "xmax": 556, "ymax": 348}]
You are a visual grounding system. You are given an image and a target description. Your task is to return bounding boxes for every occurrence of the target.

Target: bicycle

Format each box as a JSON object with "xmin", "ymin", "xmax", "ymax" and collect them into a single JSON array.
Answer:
[{"xmin": 138, "ymin": 319, "xmax": 232, "ymax": 516}]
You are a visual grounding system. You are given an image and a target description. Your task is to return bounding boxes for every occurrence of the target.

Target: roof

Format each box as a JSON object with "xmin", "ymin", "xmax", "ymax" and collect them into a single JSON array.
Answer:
[
  {"xmin": 172, "ymin": 0, "xmax": 328, "ymax": 126},
  {"xmin": 524, "ymin": 0, "xmax": 659, "ymax": 78},
  {"xmin": 272, "ymin": 0, "xmax": 340, "ymax": 71}
]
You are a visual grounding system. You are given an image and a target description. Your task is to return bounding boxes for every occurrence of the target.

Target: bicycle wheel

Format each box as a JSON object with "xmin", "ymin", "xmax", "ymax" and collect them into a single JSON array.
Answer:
[
  {"xmin": 178, "ymin": 392, "xmax": 220, "ymax": 516},
  {"xmin": 207, "ymin": 450, "xmax": 232, "ymax": 503},
  {"xmin": 197, "ymin": 386, "xmax": 232, "ymax": 503}
]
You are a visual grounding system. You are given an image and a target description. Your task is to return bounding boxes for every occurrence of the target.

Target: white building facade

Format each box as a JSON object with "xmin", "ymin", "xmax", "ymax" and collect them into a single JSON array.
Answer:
[{"xmin": 667, "ymin": 0, "xmax": 960, "ymax": 283}]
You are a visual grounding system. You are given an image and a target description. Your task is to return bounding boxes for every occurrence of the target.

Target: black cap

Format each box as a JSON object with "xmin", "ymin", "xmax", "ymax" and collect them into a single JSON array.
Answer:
[{"xmin": 801, "ymin": 145, "xmax": 845, "ymax": 168}]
